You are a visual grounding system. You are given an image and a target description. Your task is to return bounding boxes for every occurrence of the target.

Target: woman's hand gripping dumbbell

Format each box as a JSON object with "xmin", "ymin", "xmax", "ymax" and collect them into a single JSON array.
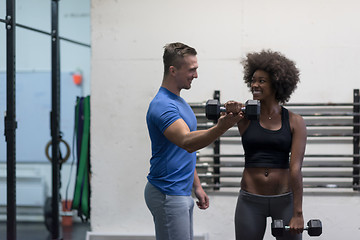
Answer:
[
  {"xmin": 205, "ymin": 99, "xmax": 260, "ymax": 121},
  {"xmin": 271, "ymin": 219, "xmax": 322, "ymax": 237}
]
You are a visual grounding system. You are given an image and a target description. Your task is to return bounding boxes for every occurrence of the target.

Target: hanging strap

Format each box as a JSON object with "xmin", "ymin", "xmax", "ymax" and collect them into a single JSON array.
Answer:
[{"xmin": 72, "ymin": 96, "xmax": 91, "ymax": 221}]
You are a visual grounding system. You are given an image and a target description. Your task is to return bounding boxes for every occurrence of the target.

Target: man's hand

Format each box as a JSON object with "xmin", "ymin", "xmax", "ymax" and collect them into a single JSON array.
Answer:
[
  {"xmin": 194, "ymin": 186, "xmax": 209, "ymax": 210},
  {"xmin": 217, "ymin": 104, "xmax": 244, "ymax": 131}
]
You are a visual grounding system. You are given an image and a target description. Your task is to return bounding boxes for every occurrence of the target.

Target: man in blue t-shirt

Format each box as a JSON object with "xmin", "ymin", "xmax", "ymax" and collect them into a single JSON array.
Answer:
[{"xmin": 145, "ymin": 42, "xmax": 243, "ymax": 240}]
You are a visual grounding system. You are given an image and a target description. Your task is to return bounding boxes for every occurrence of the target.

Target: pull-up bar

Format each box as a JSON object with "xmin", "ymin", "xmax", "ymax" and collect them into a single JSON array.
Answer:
[{"xmin": 0, "ymin": 17, "xmax": 91, "ymax": 48}]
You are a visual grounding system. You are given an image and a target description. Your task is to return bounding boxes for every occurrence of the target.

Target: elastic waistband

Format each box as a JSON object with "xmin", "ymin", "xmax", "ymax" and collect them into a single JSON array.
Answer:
[{"xmin": 240, "ymin": 189, "xmax": 292, "ymax": 199}]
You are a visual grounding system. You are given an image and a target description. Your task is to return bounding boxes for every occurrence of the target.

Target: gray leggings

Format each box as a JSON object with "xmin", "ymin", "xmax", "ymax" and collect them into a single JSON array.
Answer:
[{"xmin": 235, "ymin": 190, "xmax": 302, "ymax": 240}]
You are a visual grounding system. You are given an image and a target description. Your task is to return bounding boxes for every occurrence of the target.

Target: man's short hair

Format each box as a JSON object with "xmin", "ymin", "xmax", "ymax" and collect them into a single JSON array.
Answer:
[{"xmin": 163, "ymin": 42, "xmax": 197, "ymax": 76}]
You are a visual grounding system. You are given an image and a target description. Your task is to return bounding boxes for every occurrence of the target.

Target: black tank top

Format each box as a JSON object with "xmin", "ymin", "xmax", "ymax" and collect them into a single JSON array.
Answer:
[{"xmin": 241, "ymin": 106, "xmax": 292, "ymax": 169}]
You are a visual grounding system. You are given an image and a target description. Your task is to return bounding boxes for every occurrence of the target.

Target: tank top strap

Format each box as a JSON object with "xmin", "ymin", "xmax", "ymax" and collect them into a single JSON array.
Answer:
[{"xmin": 281, "ymin": 106, "xmax": 291, "ymax": 131}]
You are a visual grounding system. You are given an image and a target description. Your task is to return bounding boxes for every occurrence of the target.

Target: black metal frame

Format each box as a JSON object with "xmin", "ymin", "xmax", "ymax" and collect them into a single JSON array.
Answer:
[
  {"xmin": 353, "ymin": 89, "xmax": 360, "ymax": 189},
  {"xmin": 5, "ymin": 1, "xmax": 17, "ymax": 239},
  {"xmin": 212, "ymin": 90, "xmax": 221, "ymax": 190},
  {"xmin": 51, "ymin": 1, "xmax": 61, "ymax": 238},
  {"xmin": 1, "ymin": 1, "xmax": 91, "ymax": 239}
]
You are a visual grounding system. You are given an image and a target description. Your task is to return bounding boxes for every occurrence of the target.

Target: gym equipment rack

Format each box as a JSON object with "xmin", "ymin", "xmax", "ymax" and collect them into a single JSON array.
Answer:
[{"xmin": 191, "ymin": 89, "xmax": 360, "ymax": 193}]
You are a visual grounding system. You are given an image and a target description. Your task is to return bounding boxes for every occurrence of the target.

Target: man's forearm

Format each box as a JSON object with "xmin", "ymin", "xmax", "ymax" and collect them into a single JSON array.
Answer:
[{"xmin": 183, "ymin": 125, "xmax": 228, "ymax": 153}]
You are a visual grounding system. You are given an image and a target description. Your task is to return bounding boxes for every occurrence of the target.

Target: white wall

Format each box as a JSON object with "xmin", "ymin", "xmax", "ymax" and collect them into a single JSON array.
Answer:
[{"xmin": 90, "ymin": 0, "xmax": 360, "ymax": 239}]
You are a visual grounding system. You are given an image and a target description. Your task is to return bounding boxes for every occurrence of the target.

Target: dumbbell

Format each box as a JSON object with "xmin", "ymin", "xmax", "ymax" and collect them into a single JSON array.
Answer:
[
  {"xmin": 271, "ymin": 219, "xmax": 322, "ymax": 237},
  {"xmin": 205, "ymin": 99, "xmax": 260, "ymax": 121}
]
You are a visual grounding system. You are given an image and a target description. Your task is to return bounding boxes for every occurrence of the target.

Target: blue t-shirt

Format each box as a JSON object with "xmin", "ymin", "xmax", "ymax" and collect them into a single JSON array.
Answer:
[{"xmin": 146, "ymin": 87, "xmax": 197, "ymax": 195}]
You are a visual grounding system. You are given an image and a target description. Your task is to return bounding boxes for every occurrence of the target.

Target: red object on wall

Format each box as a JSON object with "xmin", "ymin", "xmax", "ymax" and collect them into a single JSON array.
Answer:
[{"xmin": 73, "ymin": 73, "xmax": 82, "ymax": 85}]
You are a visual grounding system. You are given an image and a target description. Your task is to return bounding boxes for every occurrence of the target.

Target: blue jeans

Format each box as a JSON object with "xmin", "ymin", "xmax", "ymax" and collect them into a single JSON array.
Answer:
[
  {"xmin": 144, "ymin": 182, "xmax": 194, "ymax": 240},
  {"xmin": 235, "ymin": 190, "xmax": 302, "ymax": 240}
]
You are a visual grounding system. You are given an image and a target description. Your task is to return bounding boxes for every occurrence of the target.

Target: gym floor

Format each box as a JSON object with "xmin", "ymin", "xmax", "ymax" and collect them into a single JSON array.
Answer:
[{"xmin": 0, "ymin": 221, "xmax": 90, "ymax": 240}]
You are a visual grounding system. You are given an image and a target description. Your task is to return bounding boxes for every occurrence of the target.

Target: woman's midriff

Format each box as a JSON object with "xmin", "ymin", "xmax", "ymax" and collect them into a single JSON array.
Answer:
[{"xmin": 241, "ymin": 167, "xmax": 291, "ymax": 195}]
